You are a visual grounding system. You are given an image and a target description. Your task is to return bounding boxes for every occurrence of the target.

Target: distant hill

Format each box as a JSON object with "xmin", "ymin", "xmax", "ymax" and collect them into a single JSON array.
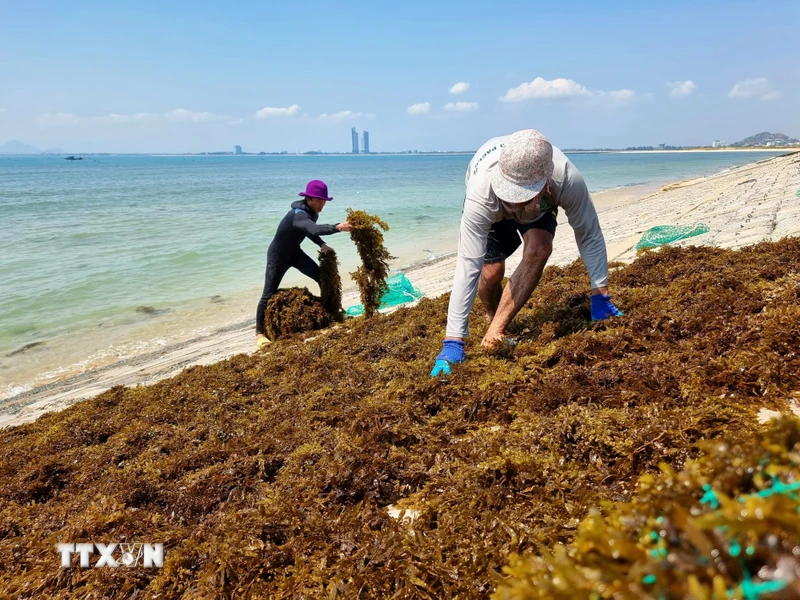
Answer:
[
  {"xmin": 0, "ymin": 140, "xmax": 40, "ymax": 154},
  {"xmin": 0, "ymin": 140, "xmax": 64, "ymax": 154},
  {"xmin": 730, "ymin": 132, "xmax": 800, "ymax": 147}
]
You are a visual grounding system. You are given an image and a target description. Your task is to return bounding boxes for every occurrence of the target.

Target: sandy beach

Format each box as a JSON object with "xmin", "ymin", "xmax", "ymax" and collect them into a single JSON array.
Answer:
[{"xmin": 2, "ymin": 151, "xmax": 798, "ymax": 429}]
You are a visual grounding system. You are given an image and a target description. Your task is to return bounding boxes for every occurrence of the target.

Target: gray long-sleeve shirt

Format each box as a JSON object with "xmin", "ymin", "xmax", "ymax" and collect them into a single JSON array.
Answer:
[{"xmin": 445, "ymin": 136, "xmax": 609, "ymax": 339}]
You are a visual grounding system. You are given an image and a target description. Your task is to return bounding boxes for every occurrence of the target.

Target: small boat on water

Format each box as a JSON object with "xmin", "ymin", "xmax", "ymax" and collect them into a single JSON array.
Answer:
[{"xmin": 64, "ymin": 156, "xmax": 83, "ymax": 161}]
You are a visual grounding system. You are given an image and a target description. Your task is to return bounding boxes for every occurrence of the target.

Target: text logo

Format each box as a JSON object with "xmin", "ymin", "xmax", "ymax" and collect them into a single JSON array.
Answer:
[{"xmin": 57, "ymin": 543, "xmax": 163, "ymax": 568}]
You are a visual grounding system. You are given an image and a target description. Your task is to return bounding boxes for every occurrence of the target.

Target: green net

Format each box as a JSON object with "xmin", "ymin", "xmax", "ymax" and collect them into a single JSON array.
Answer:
[
  {"xmin": 636, "ymin": 223, "xmax": 710, "ymax": 251},
  {"xmin": 345, "ymin": 273, "xmax": 423, "ymax": 316}
]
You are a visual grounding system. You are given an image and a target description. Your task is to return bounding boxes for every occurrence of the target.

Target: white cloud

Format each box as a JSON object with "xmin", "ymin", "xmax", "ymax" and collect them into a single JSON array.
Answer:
[
  {"xmin": 103, "ymin": 113, "xmax": 136, "ymax": 123},
  {"xmin": 407, "ymin": 102, "xmax": 431, "ymax": 115},
  {"xmin": 449, "ymin": 82, "xmax": 470, "ymax": 95},
  {"xmin": 255, "ymin": 104, "xmax": 301, "ymax": 119},
  {"xmin": 728, "ymin": 78, "xmax": 781, "ymax": 100},
  {"xmin": 95, "ymin": 112, "xmax": 158, "ymax": 123},
  {"xmin": 602, "ymin": 89, "xmax": 636, "ymax": 101},
  {"xmin": 500, "ymin": 77, "xmax": 591, "ymax": 102},
  {"xmin": 444, "ymin": 101, "xmax": 479, "ymax": 112},
  {"xmin": 319, "ymin": 110, "xmax": 351, "ymax": 121},
  {"xmin": 166, "ymin": 108, "xmax": 217, "ymax": 122},
  {"xmin": 500, "ymin": 77, "xmax": 642, "ymax": 105},
  {"xmin": 228, "ymin": 118, "xmax": 245, "ymax": 125},
  {"xmin": 0, "ymin": 107, "xmax": 6, "ymax": 114},
  {"xmin": 667, "ymin": 80, "xmax": 697, "ymax": 98},
  {"xmin": 318, "ymin": 110, "xmax": 374, "ymax": 121}
]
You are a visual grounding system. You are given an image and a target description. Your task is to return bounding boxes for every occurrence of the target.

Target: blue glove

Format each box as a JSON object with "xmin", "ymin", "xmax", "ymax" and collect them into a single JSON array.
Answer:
[
  {"xmin": 591, "ymin": 294, "xmax": 624, "ymax": 321},
  {"xmin": 430, "ymin": 340, "xmax": 465, "ymax": 377}
]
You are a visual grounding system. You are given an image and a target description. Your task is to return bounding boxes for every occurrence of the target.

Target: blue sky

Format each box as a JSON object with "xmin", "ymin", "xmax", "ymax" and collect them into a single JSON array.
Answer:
[{"xmin": 0, "ymin": 0, "xmax": 797, "ymax": 152}]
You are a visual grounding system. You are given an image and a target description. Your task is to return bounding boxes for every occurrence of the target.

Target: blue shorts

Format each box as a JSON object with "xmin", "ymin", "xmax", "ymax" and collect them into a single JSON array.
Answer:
[{"xmin": 484, "ymin": 210, "xmax": 558, "ymax": 264}]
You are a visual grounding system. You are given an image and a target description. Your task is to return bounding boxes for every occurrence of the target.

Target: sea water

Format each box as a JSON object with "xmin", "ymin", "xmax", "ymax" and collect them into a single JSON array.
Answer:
[{"xmin": 0, "ymin": 150, "xmax": 784, "ymax": 397}]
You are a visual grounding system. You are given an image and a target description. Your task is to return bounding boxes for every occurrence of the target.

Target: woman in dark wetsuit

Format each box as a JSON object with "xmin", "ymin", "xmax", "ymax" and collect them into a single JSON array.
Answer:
[{"xmin": 255, "ymin": 180, "xmax": 353, "ymax": 347}]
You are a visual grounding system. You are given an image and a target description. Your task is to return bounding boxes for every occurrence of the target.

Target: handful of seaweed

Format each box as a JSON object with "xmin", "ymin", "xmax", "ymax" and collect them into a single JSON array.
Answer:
[
  {"xmin": 1, "ymin": 238, "xmax": 799, "ymax": 598},
  {"xmin": 318, "ymin": 247, "xmax": 344, "ymax": 322},
  {"xmin": 495, "ymin": 417, "xmax": 800, "ymax": 599},
  {"xmin": 346, "ymin": 208, "xmax": 395, "ymax": 318},
  {"xmin": 263, "ymin": 287, "xmax": 330, "ymax": 340},
  {"xmin": 484, "ymin": 337, "xmax": 517, "ymax": 359}
]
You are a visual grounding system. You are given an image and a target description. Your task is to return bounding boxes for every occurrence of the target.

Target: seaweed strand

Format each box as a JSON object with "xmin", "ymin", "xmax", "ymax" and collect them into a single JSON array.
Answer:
[
  {"xmin": 319, "ymin": 247, "xmax": 344, "ymax": 322},
  {"xmin": 346, "ymin": 209, "xmax": 395, "ymax": 318}
]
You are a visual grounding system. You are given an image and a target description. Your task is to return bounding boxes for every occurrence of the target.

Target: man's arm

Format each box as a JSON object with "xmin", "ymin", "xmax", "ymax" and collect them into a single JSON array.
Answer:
[
  {"xmin": 445, "ymin": 202, "xmax": 493, "ymax": 339},
  {"xmin": 558, "ymin": 165, "xmax": 609, "ymax": 291}
]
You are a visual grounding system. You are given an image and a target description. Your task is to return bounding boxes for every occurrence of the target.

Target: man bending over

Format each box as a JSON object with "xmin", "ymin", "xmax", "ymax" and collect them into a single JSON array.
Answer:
[{"xmin": 431, "ymin": 129, "xmax": 623, "ymax": 376}]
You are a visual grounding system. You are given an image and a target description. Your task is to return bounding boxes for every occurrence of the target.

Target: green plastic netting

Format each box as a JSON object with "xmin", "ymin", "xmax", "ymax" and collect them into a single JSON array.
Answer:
[
  {"xmin": 636, "ymin": 223, "xmax": 710, "ymax": 251},
  {"xmin": 345, "ymin": 273, "xmax": 423, "ymax": 317}
]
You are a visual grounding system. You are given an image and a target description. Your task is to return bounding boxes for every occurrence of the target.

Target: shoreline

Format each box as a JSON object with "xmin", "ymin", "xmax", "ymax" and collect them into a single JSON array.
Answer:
[
  {"xmin": 564, "ymin": 148, "xmax": 800, "ymax": 154},
  {"xmin": 2, "ymin": 152, "xmax": 798, "ymax": 427},
  {"xmin": 5, "ymin": 148, "xmax": 797, "ymax": 158}
]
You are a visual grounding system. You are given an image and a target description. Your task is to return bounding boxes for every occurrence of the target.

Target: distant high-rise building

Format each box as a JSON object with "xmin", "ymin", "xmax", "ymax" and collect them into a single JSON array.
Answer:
[
  {"xmin": 351, "ymin": 127, "xmax": 359, "ymax": 154},
  {"xmin": 234, "ymin": 145, "xmax": 243, "ymax": 155},
  {"xmin": 362, "ymin": 131, "xmax": 370, "ymax": 154},
  {"xmin": 712, "ymin": 140, "xmax": 725, "ymax": 148}
]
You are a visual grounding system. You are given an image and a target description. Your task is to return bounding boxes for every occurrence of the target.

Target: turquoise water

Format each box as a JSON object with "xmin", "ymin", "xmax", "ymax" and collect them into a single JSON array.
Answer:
[{"xmin": 0, "ymin": 151, "xmax": 784, "ymax": 397}]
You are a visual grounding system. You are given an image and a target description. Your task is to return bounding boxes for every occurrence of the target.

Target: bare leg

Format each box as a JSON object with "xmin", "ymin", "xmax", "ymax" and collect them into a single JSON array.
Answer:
[
  {"xmin": 477, "ymin": 260, "xmax": 505, "ymax": 321},
  {"xmin": 482, "ymin": 228, "xmax": 553, "ymax": 347}
]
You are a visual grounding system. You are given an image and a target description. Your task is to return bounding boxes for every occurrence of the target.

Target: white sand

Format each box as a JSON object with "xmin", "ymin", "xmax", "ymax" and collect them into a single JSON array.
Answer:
[{"xmin": 2, "ymin": 152, "xmax": 798, "ymax": 428}]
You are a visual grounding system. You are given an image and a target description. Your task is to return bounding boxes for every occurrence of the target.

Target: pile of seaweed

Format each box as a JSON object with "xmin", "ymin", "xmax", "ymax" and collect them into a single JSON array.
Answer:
[
  {"xmin": 263, "ymin": 287, "xmax": 330, "ymax": 341},
  {"xmin": 1, "ymin": 238, "xmax": 799, "ymax": 598},
  {"xmin": 347, "ymin": 208, "xmax": 395, "ymax": 318},
  {"xmin": 319, "ymin": 247, "xmax": 344, "ymax": 323},
  {"xmin": 263, "ymin": 247, "xmax": 346, "ymax": 339},
  {"xmin": 495, "ymin": 418, "xmax": 800, "ymax": 599}
]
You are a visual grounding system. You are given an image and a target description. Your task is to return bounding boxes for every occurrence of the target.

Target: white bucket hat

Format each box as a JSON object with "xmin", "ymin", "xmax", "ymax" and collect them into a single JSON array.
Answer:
[{"xmin": 491, "ymin": 129, "xmax": 554, "ymax": 204}]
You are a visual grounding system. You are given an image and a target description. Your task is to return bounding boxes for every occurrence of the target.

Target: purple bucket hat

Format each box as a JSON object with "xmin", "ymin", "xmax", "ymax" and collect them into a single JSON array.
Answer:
[{"xmin": 298, "ymin": 180, "xmax": 333, "ymax": 201}]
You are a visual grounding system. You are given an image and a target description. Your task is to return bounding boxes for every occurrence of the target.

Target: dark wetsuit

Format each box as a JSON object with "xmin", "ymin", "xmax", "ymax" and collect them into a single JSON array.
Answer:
[{"xmin": 255, "ymin": 199, "xmax": 340, "ymax": 335}]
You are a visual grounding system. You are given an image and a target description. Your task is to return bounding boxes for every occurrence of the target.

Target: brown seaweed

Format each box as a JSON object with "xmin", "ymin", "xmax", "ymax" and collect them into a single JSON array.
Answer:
[
  {"xmin": 484, "ymin": 337, "xmax": 517, "ymax": 359},
  {"xmin": 495, "ymin": 418, "xmax": 800, "ymax": 599},
  {"xmin": 319, "ymin": 247, "xmax": 344, "ymax": 322},
  {"xmin": 0, "ymin": 237, "xmax": 799, "ymax": 598},
  {"xmin": 263, "ymin": 287, "xmax": 330, "ymax": 340},
  {"xmin": 346, "ymin": 208, "xmax": 395, "ymax": 318}
]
